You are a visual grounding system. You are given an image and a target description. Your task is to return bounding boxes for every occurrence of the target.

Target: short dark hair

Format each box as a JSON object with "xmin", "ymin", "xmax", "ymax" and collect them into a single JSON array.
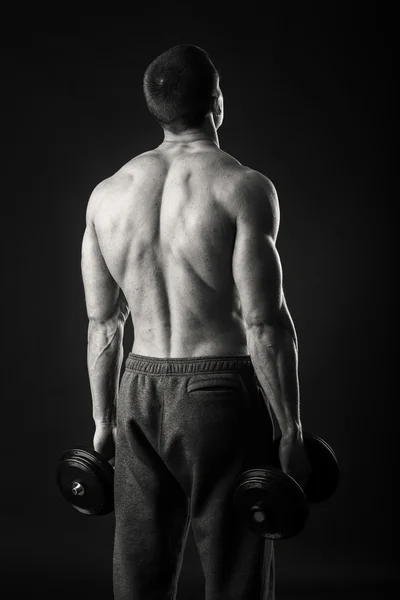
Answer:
[{"xmin": 143, "ymin": 44, "xmax": 219, "ymax": 134}]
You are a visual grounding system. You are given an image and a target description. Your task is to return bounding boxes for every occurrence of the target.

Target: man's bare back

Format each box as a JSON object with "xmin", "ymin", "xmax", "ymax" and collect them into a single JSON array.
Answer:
[{"xmin": 91, "ymin": 139, "xmax": 253, "ymax": 358}]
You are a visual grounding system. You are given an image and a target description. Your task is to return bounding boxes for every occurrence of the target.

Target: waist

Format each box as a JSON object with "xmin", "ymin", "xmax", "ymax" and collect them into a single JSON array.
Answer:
[
  {"xmin": 132, "ymin": 327, "xmax": 248, "ymax": 360},
  {"xmin": 125, "ymin": 352, "xmax": 253, "ymax": 375}
]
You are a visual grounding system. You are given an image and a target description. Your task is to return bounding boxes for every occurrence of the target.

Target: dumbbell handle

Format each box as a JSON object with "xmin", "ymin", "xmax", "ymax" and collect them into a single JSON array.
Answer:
[
  {"xmin": 71, "ymin": 481, "xmax": 86, "ymax": 496},
  {"xmin": 251, "ymin": 505, "xmax": 267, "ymax": 524}
]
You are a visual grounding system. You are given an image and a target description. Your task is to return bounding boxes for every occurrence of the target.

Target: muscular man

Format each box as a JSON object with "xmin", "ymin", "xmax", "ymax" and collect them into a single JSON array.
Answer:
[{"xmin": 81, "ymin": 45, "xmax": 311, "ymax": 600}]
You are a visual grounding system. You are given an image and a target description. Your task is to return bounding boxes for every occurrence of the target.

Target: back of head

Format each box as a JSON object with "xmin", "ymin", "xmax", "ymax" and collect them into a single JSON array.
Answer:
[{"xmin": 143, "ymin": 44, "xmax": 219, "ymax": 134}]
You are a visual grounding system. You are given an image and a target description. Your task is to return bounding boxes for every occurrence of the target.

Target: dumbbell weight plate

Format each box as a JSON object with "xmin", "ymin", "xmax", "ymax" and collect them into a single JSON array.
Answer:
[
  {"xmin": 57, "ymin": 447, "xmax": 114, "ymax": 516},
  {"xmin": 273, "ymin": 432, "xmax": 340, "ymax": 503},
  {"xmin": 233, "ymin": 467, "xmax": 309, "ymax": 540}
]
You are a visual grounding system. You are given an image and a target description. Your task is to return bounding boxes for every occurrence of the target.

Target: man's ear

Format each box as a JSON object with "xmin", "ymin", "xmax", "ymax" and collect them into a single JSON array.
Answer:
[{"xmin": 212, "ymin": 95, "xmax": 222, "ymax": 115}]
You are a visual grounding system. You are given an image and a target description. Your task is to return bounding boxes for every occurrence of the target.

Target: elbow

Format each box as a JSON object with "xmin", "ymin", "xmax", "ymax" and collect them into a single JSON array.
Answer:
[
  {"xmin": 244, "ymin": 312, "xmax": 289, "ymax": 346},
  {"xmin": 88, "ymin": 312, "xmax": 115, "ymax": 324},
  {"xmin": 87, "ymin": 311, "xmax": 126, "ymax": 332},
  {"xmin": 244, "ymin": 320, "xmax": 281, "ymax": 349},
  {"xmin": 243, "ymin": 302, "xmax": 294, "ymax": 335},
  {"xmin": 87, "ymin": 304, "xmax": 129, "ymax": 327},
  {"xmin": 243, "ymin": 309, "xmax": 282, "ymax": 333},
  {"xmin": 244, "ymin": 315, "xmax": 297, "ymax": 354},
  {"xmin": 87, "ymin": 314, "xmax": 125, "ymax": 348}
]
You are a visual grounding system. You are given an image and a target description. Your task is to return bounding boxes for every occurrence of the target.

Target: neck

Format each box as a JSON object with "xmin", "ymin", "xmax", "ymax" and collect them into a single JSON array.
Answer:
[{"xmin": 161, "ymin": 116, "xmax": 220, "ymax": 147}]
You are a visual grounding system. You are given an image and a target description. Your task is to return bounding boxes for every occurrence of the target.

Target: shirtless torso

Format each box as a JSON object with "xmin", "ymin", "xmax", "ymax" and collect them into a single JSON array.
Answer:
[{"xmin": 91, "ymin": 139, "xmax": 256, "ymax": 358}]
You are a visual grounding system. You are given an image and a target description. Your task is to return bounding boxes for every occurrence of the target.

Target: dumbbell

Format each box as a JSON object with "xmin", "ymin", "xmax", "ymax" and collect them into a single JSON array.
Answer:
[
  {"xmin": 57, "ymin": 447, "xmax": 114, "ymax": 516},
  {"xmin": 233, "ymin": 432, "xmax": 340, "ymax": 540}
]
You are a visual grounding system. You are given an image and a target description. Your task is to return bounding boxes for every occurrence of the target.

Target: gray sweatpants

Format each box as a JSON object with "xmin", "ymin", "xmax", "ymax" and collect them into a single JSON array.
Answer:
[{"xmin": 113, "ymin": 353, "xmax": 275, "ymax": 600}]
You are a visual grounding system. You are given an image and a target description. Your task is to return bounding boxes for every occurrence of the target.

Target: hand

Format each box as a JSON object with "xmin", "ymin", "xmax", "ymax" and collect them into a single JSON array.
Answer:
[
  {"xmin": 93, "ymin": 422, "xmax": 117, "ymax": 466},
  {"xmin": 278, "ymin": 433, "xmax": 312, "ymax": 490}
]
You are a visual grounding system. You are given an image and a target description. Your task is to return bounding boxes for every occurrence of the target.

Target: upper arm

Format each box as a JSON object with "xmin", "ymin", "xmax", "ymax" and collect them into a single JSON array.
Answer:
[
  {"xmin": 81, "ymin": 183, "xmax": 127, "ymax": 323},
  {"xmin": 232, "ymin": 171, "xmax": 283, "ymax": 327}
]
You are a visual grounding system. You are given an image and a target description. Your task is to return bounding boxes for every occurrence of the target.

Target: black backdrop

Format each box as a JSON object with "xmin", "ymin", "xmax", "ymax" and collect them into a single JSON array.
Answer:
[{"xmin": 6, "ymin": 5, "xmax": 397, "ymax": 599}]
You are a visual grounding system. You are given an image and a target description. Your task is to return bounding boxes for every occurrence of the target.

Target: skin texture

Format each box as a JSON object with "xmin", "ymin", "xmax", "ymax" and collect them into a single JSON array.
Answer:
[{"xmin": 81, "ymin": 82, "xmax": 311, "ymax": 486}]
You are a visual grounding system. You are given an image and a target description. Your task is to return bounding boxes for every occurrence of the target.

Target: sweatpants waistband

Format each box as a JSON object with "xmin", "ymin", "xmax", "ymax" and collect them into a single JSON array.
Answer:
[{"xmin": 125, "ymin": 352, "xmax": 254, "ymax": 375}]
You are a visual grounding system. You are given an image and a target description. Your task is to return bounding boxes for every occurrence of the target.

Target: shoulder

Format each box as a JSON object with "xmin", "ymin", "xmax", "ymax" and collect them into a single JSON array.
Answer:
[
  {"xmin": 85, "ymin": 150, "xmax": 165, "ymax": 224},
  {"xmin": 219, "ymin": 163, "xmax": 280, "ymax": 235},
  {"xmin": 85, "ymin": 177, "xmax": 116, "ymax": 225},
  {"xmin": 125, "ymin": 149, "xmax": 166, "ymax": 173},
  {"xmin": 235, "ymin": 168, "xmax": 279, "ymax": 212},
  {"xmin": 216, "ymin": 152, "xmax": 278, "ymax": 204}
]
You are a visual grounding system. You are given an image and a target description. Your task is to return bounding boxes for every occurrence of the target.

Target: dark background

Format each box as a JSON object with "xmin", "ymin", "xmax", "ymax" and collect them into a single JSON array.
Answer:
[{"xmin": 6, "ymin": 4, "xmax": 396, "ymax": 599}]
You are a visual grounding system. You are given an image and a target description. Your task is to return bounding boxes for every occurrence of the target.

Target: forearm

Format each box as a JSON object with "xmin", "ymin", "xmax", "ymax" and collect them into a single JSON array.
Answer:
[
  {"xmin": 247, "ymin": 321, "xmax": 301, "ymax": 438},
  {"xmin": 87, "ymin": 317, "xmax": 125, "ymax": 425}
]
